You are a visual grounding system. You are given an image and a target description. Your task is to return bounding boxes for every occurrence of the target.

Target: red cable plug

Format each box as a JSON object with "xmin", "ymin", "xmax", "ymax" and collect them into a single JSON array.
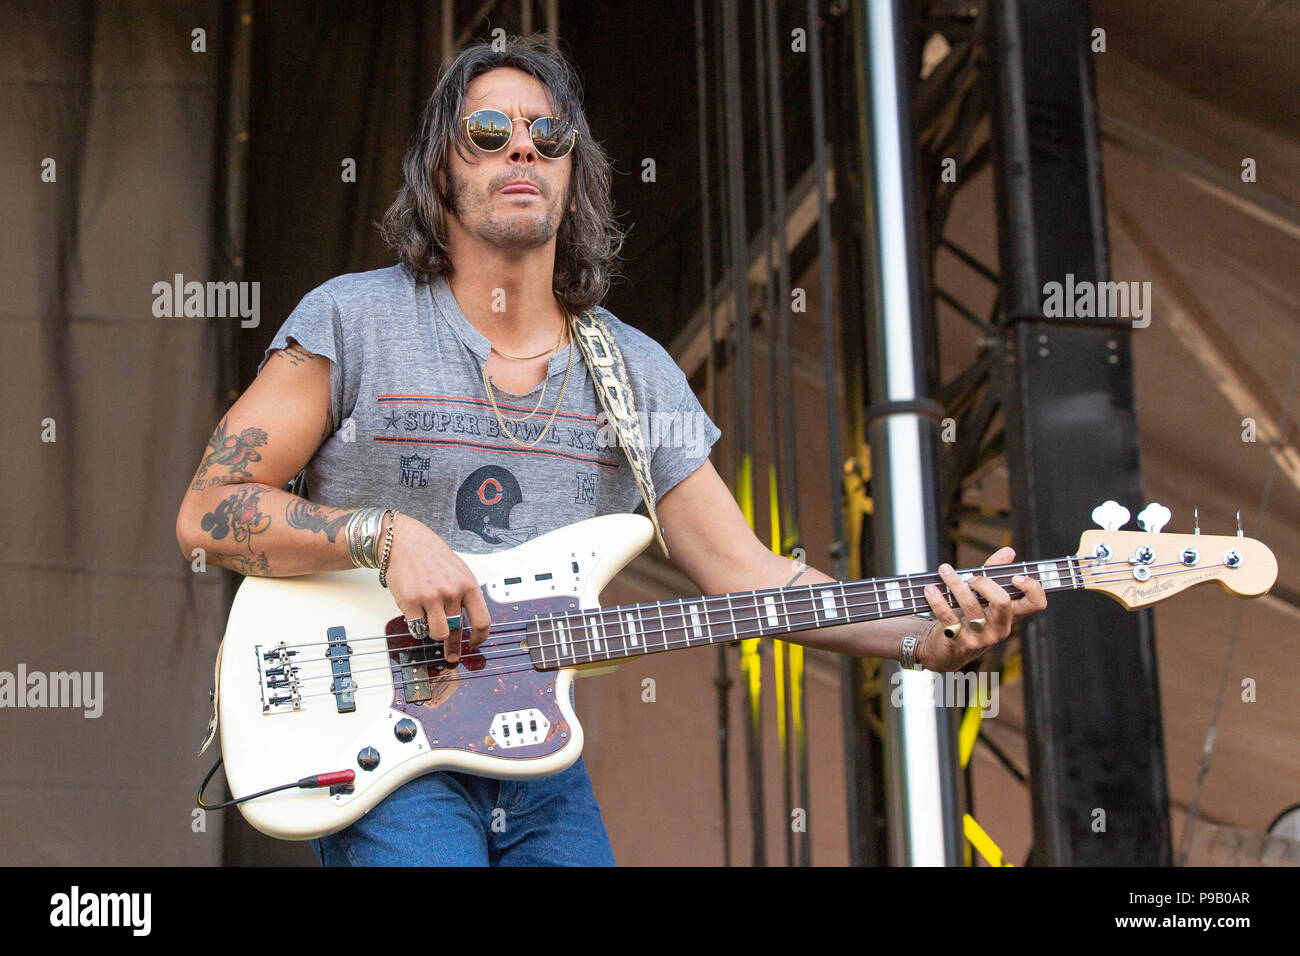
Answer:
[{"xmin": 297, "ymin": 770, "xmax": 356, "ymax": 789}]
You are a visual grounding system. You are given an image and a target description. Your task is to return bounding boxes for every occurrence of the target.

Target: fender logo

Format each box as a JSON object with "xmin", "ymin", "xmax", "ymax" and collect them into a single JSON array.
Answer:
[{"xmin": 1119, "ymin": 566, "xmax": 1220, "ymax": 603}]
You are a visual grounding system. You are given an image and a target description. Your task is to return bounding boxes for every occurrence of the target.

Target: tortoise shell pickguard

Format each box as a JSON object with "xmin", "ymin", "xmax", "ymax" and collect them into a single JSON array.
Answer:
[{"xmin": 384, "ymin": 589, "xmax": 580, "ymax": 761}]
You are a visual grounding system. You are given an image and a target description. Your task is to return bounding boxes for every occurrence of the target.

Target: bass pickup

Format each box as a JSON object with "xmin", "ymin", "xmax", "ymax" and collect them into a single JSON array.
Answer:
[{"xmin": 326, "ymin": 626, "xmax": 356, "ymax": 714}]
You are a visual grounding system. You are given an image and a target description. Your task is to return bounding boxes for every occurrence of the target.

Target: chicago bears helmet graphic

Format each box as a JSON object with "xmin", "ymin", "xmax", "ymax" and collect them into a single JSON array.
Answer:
[{"xmin": 455, "ymin": 464, "xmax": 538, "ymax": 545}]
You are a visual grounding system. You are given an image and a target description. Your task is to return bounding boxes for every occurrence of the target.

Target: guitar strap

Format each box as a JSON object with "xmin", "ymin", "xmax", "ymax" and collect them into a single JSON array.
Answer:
[{"xmin": 569, "ymin": 306, "xmax": 670, "ymax": 560}]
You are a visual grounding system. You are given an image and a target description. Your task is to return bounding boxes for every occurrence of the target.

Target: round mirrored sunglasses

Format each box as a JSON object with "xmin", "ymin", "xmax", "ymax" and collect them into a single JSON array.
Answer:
[{"xmin": 462, "ymin": 109, "xmax": 577, "ymax": 160}]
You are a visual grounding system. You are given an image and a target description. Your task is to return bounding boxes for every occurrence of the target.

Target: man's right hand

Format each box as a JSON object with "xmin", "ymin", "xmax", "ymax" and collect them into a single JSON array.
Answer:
[{"xmin": 382, "ymin": 514, "xmax": 492, "ymax": 663}]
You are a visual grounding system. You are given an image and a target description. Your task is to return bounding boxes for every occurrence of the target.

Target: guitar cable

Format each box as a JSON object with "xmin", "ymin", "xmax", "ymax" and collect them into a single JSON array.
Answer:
[{"xmin": 196, "ymin": 758, "xmax": 356, "ymax": 811}]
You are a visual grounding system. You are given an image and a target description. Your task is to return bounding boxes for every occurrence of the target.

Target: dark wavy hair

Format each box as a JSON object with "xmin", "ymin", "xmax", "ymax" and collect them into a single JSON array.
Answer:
[{"xmin": 378, "ymin": 33, "xmax": 626, "ymax": 313}]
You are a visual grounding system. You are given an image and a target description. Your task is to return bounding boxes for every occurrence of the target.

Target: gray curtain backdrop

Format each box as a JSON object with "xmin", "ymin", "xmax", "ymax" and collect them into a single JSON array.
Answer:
[{"xmin": 0, "ymin": 0, "xmax": 230, "ymax": 865}]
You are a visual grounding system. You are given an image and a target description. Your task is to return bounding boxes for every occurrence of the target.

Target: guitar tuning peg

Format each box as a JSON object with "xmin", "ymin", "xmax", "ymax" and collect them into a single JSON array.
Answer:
[
  {"xmin": 1091, "ymin": 499, "xmax": 1131, "ymax": 532},
  {"xmin": 1237, "ymin": 509, "xmax": 1243, "ymax": 538},
  {"xmin": 1193, "ymin": 506, "xmax": 1200, "ymax": 535},
  {"xmin": 1137, "ymin": 502, "xmax": 1172, "ymax": 534}
]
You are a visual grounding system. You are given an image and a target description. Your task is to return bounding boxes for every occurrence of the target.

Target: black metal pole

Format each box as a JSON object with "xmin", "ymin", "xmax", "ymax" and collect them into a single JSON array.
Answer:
[
  {"xmin": 987, "ymin": 0, "xmax": 1170, "ymax": 866},
  {"xmin": 764, "ymin": 0, "xmax": 810, "ymax": 868},
  {"xmin": 694, "ymin": 0, "xmax": 733, "ymax": 869},
  {"xmin": 721, "ymin": 0, "xmax": 765, "ymax": 867}
]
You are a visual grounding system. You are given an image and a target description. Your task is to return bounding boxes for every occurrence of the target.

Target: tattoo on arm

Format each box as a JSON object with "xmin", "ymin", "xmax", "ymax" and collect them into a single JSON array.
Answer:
[
  {"xmin": 210, "ymin": 550, "xmax": 272, "ymax": 576},
  {"xmin": 285, "ymin": 500, "xmax": 354, "ymax": 542},
  {"xmin": 275, "ymin": 342, "xmax": 316, "ymax": 367},
  {"xmin": 321, "ymin": 404, "xmax": 333, "ymax": 442},
  {"xmin": 201, "ymin": 484, "xmax": 272, "ymax": 553},
  {"xmin": 191, "ymin": 416, "xmax": 269, "ymax": 490}
]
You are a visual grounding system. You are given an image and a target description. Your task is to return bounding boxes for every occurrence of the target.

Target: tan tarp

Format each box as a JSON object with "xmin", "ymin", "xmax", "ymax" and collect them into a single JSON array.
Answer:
[{"xmin": 0, "ymin": 0, "xmax": 228, "ymax": 865}]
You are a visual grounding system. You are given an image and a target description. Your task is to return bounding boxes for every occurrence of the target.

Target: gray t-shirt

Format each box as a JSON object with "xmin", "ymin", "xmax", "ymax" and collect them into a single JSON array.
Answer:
[{"xmin": 259, "ymin": 264, "xmax": 720, "ymax": 556}]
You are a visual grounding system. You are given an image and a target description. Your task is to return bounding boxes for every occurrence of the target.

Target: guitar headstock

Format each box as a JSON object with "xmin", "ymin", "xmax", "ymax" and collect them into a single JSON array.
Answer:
[{"xmin": 1076, "ymin": 500, "xmax": 1277, "ymax": 609}]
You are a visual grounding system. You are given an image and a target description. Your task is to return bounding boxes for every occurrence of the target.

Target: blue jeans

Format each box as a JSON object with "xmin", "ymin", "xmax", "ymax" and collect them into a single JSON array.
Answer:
[{"xmin": 310, "ymin": 755, "xmax": 615, "ymax": 866}]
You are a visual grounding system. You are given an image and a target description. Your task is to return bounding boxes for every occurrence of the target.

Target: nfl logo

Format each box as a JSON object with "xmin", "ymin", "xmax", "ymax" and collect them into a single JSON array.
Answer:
[{"xmin": 399, "ymin": 454, "xmax": 430, "ymax": 489}]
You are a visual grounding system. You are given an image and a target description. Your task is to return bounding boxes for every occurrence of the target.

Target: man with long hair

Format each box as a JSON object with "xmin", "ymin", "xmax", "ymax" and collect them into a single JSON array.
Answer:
[{"xmin": 176, "ymin": 33, "xmax": 1046, "ymax": 866}]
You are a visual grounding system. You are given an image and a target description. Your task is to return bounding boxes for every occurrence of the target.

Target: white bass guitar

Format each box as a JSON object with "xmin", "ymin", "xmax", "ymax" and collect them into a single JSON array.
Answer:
[{"xmin": 209, "ymin": 504, "xmax": 1275, "ymax": 840}]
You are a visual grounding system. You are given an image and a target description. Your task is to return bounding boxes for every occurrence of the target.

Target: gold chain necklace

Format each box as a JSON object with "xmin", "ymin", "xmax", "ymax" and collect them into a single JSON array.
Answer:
[
  {"xmin": 481, "ymin": 315, "xmax": 575, "ymax": 447},
  {"xmin": 490, "ymin": 321, "xmax": 566, "ymax": 361},
  {"xmin": 488, "ymin": 356, "xmax": 551, "ymax": 423},
  {"xmin": 483, "ymin": 315, "xmax": 571, "ymax": 423}
]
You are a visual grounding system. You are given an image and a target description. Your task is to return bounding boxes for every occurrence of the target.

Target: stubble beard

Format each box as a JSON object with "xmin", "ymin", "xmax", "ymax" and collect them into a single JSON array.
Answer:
[{"xmin": 445, "ymin": 167, "xmax": 564, "ymax": 252}]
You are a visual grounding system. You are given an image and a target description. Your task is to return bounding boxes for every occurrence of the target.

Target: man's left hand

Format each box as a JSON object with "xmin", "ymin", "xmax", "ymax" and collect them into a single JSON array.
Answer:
[{"xmin": 916, "ymin": 547, "xmax": 1048, "ymax": 672}]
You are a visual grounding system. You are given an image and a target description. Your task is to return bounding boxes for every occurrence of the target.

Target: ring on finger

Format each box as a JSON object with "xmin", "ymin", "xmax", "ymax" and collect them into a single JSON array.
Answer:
[
  {"xmin": 406, "ymin": 617, "xmax": 429, "ymax": 641},
  {"xmin": 943, "ymin": 619, "xmax": 964, "ymax": 639},
  {"xmin": 968, "ymin": 616, "xmax": 987, "ymax": 634}
]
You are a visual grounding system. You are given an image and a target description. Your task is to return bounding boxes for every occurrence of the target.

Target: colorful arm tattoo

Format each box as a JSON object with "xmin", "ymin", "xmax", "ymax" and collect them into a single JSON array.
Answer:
[
  {"xmin": 200, "ymin": 484, "xmax": 272, "ymax": 552},
  {"xmin": 285, "ymin": 499, "xmax": 354, "ymax": 543},
  {"xmin": 191, "ymin": 416, "xmax": 268, "ymax": 490}
]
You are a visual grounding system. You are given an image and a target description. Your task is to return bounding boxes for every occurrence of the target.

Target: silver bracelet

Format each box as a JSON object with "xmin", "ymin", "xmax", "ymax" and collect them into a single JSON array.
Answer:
[
  {"xmin": 901, "ymin": 634, "xmax": 924, "ymax": 671},
  {"xmin": 345, "ymin": 509, "xmax": 366, "ymax": 568},
  {"xmin": 344, "ymin": 507, "xmax": 386, "ymax": 569}
]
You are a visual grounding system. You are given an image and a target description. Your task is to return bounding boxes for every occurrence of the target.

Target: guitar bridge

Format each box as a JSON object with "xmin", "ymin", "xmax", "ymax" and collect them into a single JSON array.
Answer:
[{"xmin": 256, "ymin": 642, "xmax": 302, "ymax": 714}]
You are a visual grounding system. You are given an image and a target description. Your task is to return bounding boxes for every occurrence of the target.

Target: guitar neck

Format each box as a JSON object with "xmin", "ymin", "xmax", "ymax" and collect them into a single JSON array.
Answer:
[{"xmin": 527, "ymin": 555, "xmax": 1085, "ymax": 669}]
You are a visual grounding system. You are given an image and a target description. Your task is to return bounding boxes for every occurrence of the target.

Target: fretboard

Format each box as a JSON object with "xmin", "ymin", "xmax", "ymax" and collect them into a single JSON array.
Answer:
[{"xmin": 525, "ymin": 555, "xmax": 1083, "ymax": 670}]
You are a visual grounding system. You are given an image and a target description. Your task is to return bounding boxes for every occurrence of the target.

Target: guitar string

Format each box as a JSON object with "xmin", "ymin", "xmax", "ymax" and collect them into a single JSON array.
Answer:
[
  {"xmin": 292, "ymin": 577, "xmax": 1040, "ymax": 686},
  {"xmin": 285, "ymin": 559, "xmax": 1169, "ymax": 705},
  {"xmin": 313, "ymin": 538, "xmax": 1243, "ymax": 660},
  {"xmin": 264, "ymin": 555, "xmax": 1103, "ymax": 654},
  {"xmin": 273, "ymin": 554, "xmax": 1207, "ymax": 683},
  {"xmin": 289, "ymin": 549, "xmax": 1213, "ymax": 674},
  {"xmin": 277, "ymin": 559, "xmax": 1226, "ymax": 704},
  {"xmin": 258, "ymin": 557, "xmax": 1074, "ymax": 652},
  {"xmin": 273, "ymin": 557, "xmax": 1093, "ymax": 675}
]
